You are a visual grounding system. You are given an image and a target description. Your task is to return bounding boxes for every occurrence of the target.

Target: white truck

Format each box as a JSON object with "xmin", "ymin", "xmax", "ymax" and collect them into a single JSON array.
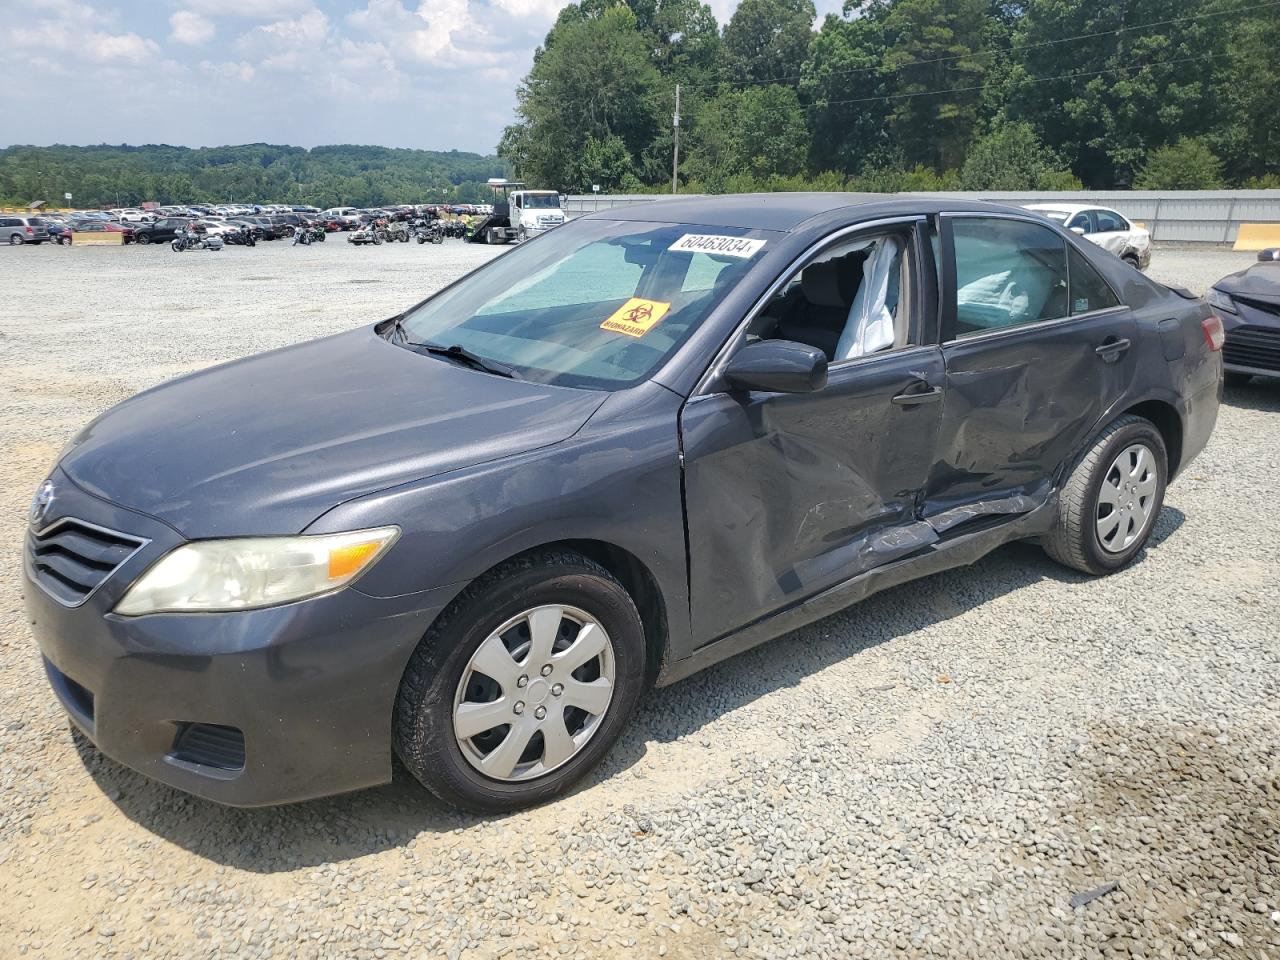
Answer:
[{"xmin": 469, "ymin": 179, "xmax": 566, "ymax": 244}]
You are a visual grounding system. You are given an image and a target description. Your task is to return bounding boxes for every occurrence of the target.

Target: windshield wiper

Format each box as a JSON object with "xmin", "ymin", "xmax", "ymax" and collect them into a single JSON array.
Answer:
[{"xmin": 414, "ymin": 341, "xmax": 520, "ymax": 379}]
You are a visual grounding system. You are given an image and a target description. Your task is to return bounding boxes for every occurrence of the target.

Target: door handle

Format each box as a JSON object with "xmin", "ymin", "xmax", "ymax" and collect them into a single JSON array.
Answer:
[
  {"xmin": 1095, "ymin": 338, "xmax": 1131, "ymax": 362},
  {"xmin": 891, "ymin": 384, "xmax": 943, "ymax": 405}
]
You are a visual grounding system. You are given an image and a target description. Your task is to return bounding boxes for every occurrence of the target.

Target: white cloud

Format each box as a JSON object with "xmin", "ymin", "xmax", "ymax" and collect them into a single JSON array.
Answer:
[
  {"xmin": 170, "ymin": 11, "xmax": 215, "ymax": 46},
  {"xmin": 200, "ymin": 59, "xmax": 255, "ymax": 83},
  {"xmin": 487, "ymin": 0, "xmax": 565, "ymax": 19},
  {"xmin": 87, "ymin": 31, "xmax": 159, "ymax": 63},
  {"xmin": 347, "ymin": 0, "xmax": 487, "ymax": 64},
  {"xmin": 183, "ymin": 0, "xmax": 312, "ymax": 19},
  {"xmin": 238, "ymin": 7, "xmax": 330, "ymax": 53}
]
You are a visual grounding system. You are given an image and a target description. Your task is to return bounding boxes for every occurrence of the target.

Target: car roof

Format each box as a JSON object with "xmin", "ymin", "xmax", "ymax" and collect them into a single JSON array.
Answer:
[
  {"xmin": 1024, "ymin": 202, "xmax": 1126, "ymax": 218},
  {"xmin": 583, "ymin": 192, "xmax": 1030, "ymax": 232}
]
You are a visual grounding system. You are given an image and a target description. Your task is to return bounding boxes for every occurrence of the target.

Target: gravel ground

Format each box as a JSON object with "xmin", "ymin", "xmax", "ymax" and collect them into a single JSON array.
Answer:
[{"xmin": 0, "ymin": 239, "xmax": 1277, "ymax": 960}]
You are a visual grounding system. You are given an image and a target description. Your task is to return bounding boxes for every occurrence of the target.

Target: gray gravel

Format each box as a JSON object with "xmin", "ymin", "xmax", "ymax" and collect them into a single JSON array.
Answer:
[{"xmin": 0, "ymin": 240, "xmax": 1277, "ymax": 960}]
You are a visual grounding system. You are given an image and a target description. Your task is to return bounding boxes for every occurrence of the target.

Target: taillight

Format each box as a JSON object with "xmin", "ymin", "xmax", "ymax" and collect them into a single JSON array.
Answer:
[
  {"xmin": 1201, "ymin": 315, "xmax": 1225, "ymax": 352},
  {"xmin": 25, "ymin": 225, "xmax": 33, "ymax": 234}
]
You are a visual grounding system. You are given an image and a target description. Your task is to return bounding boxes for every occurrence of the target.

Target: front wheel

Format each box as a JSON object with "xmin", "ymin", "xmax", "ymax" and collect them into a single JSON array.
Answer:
[
  {"xmin": 1042, "ymin": 415, "xmax": 1167, "ymax": 575},
  {"xmin": 394, "ymin": 551, "xmax": 646, "ymax": 813},
  {"xmin": 171, "ymin": 239, "xmax": 183, "ymax": 252}
]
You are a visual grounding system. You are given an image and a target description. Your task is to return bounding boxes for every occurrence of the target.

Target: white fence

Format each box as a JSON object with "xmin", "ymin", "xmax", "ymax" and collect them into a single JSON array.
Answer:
[{"xmin": 562, "ymin": 190, "xmax": 1280, "ymax": 245}]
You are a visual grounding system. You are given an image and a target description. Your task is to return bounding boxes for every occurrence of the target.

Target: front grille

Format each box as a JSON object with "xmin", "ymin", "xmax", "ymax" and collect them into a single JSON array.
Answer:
[
  {"xmin": 169, "ymin": 723, "xmax": 246, "ymax": 772},
  {"xmin": 1224, "ymin": 325, "xmax": 1280, "ymax": 372},
  {"xmin": 27, "ymin": 518, "xmax": 145, "ymax": 606}
]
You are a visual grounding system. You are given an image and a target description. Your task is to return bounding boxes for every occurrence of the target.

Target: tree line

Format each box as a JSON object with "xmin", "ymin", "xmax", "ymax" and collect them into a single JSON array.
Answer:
[
  {"xmin": 498, "ymin": 0, "xmax": 1280, "ymax": 194},
  {"xmin": 0, "ymin": 143, "xmax": 507, "ymax": 209}
]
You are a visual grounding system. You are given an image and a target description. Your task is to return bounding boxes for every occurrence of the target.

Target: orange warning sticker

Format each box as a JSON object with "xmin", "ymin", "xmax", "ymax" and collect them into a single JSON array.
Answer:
[{"xmin": 600, "ymin": 297, "xmax": 671, "ymax": 337}]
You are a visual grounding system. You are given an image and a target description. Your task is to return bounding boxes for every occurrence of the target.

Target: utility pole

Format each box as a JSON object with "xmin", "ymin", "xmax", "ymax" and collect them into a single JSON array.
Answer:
[{"xmin": 671, "ymin": 83, "xmax": 680, "ymax": 194}]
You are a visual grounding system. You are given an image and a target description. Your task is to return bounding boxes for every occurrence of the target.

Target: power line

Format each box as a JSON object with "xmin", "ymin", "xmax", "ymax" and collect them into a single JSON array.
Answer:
[
  {"xmin": 683, "ymin": 0, "xmax": 1279, "ymax": 92},
  {"xmin": 812, "ymin": 50, "xmax": 1230, "ymax": 108}
]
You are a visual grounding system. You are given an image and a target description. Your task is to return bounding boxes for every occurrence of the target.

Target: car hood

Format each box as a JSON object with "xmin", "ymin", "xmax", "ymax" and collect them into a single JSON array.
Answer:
[
  {"xmin": 60, "ymin": 327, "xmax": 607, "ymax": 538},
  {"xmin": 1217, "ymin": 264, "xmax": 1280, "ymax": 306}
]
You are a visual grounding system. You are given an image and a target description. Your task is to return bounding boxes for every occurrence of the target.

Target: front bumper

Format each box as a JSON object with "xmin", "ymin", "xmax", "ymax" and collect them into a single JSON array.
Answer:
[{"xmin": 22, "ymin": 470, "xmax": 451, "ymax": 806}]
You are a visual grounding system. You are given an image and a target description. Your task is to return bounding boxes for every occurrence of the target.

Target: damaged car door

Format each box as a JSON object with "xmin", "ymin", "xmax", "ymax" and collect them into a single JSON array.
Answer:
[
  {"xmin": 925, "ymin": 213, "xmax": 1139, "ymax": 527},
  {"xmin": 680, "ymin": 219, "xmax": 945, "ymax": 645}
]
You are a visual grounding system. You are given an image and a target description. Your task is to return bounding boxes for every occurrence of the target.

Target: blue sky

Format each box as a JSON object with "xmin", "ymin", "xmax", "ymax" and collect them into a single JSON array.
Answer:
[{"xmin": 1, "ymin": 0, "xmax": 844, "ymax": 155}]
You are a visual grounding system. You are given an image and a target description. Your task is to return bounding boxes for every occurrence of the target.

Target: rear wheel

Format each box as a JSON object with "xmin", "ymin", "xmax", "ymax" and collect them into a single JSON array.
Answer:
[
  {"xmin": 394, "ymin": 551, "xmax": 646, "ymax": 813},
  {"xmin": 1122, "ymin": 253, "xmax": 1140, "ymax": 270},
  {"xmin": 136, "ymin": 233, "xmax": 151, "ymax": 245},
  {"xmin": 8, "ymin": 234, "xmax": 22, "ymax": 245},
  {"xmin": 1042, "ymin": 415, "xmax": 1167, "ymax": 575}
]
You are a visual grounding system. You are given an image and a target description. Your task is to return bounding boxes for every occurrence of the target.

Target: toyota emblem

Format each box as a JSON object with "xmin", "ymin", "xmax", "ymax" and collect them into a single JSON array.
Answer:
[{"xmin": 29, "ymin": 479, "xmax": 55, "ymax": 527}]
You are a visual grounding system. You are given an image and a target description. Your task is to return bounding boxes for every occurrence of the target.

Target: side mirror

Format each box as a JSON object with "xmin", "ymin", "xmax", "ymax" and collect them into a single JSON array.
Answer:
[
  {"xmin": 723, "ymin": 339, "xmax": 828, "ymax": 394},
  {"xmin": 1070, "ymin": 226, "xmax": 1086, "ymax": 236}
]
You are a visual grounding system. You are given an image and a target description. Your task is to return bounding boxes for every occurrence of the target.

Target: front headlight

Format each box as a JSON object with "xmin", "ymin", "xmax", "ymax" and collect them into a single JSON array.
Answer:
[
  {"xmin": 114, "ymin": 526, "xmax": 399, "ymax": 616},
  {"xmin": 1206, "ymin": 287, "xmax": 1237, "ymax": 315}
]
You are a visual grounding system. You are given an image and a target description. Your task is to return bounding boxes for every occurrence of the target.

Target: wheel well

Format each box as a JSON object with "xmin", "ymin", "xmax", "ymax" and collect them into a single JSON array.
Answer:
[
  {"xmin": 1123, "ymin": 400, "xmax": 1184, "ymax": 476},
  {"xmin": 504, "ymin": 540, "xmax": 669, "ymax": 683}
]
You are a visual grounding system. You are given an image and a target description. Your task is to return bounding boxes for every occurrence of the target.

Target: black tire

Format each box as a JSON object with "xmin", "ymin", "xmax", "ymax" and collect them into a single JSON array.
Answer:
[
  {"xmin": 394, "ymin": 550, "xmax": 647, "ymax": 813},
  {"xmin": 1122, "ymin": 253, "xmax": 1140, "ymax": 270},
  {"xmin": 1042, "ymin": 415, "xmax": 1168, "ymax": 576},
  {"xmin": 9, "ymin": 234, "xmax": 22, "ymax": 245},
  {"xmin": 136, "ymin": 233, "xmax": 151, "ymax": 245},
  {"xmin": 1224, "ymin": 372, "xmax": 1252, "ymax": 389}
]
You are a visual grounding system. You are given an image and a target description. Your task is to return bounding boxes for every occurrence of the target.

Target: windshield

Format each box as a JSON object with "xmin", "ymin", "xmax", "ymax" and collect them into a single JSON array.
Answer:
[
  {"xmin": 397, "ymin": 218, "xmax": 772, "ymax": 390},
  {"xmin": 522, "ymin": 194, "xmax": 560, "ymax": 209}
]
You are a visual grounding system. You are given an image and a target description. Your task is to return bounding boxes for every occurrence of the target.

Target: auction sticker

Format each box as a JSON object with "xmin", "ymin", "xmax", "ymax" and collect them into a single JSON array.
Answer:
[
  {"xmin": 601, "ymin": 298, "xmax": 671, "ymax": 337},
  {"xmin": 669, "ymin": 234, "xmax": 766, "ymax": 258}
]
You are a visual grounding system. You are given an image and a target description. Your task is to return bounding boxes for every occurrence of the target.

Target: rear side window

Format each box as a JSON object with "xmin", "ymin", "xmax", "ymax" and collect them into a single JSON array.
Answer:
[
  {"xmin": 1068, "ymin": 245, "xmax": 1121, "ymax": 315},
  {"xmin": 951, "ymin": 218, "xmax": 1069, "ymax": 337},
  {"xmin": 1094, "ymin": 210, "xmax": 1127, "ymax": 232}
]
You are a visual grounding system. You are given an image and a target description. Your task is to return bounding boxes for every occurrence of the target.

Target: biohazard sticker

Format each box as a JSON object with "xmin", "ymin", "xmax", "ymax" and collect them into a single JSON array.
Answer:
[
  {"xmin": 669, "ymin": 234, "xmax": 767, "ymax": 258},
  {"xmin": 601, "ymin": 298, "xmax": 671, "ymax": 337}
]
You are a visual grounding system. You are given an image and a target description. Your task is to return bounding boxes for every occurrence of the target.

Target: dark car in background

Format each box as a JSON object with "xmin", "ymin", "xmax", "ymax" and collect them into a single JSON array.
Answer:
[
  {"xmin": 131, "ymin": 217, "xmax": 196, "ymax": 245},
  {"xmin": 24, "ymin": 195, "xmax": 1221, "ymax": 814},
  {"xmin": 2, "ymin": 215, "xmax": 51, "ymax": 245},
  {"xmin": 1207, "ymin": 248, "xmax": 1280, "ymax": 386}
]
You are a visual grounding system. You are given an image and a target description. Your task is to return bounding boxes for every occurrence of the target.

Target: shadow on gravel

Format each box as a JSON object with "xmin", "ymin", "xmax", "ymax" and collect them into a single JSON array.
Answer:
[
  {"xmin": 73, "ymin": 507, "xmax": 1186, "ymax": 872},
  {"xmin": 1223, "ymin": 378, "xmax": 1280, "ymax": 412}
]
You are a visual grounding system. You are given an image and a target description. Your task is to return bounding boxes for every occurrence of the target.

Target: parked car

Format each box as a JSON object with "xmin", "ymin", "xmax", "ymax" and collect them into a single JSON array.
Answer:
[
  {"xmin": 24, "ymin": 195, "xmax": 1221, "ymax": 813},
  {"xmin": 2, "ymin": 215, "xmax": 51, "ymax": 245},
  {"xmin": 1024, "ymin": 204, "xmax": 1152, "ymax": 271},
  {"xmin": 1206, "ymin": 247, "xmax": 1280, "ymax": 386},
  {"xmin": 45, "ymin": 220, "xmax": 72, "ymax": 245},
  {"xmin": 67, "ymin": 218, "xmax": 136, "ymax": 243},
  {"xmin": 131, "ymin": 217, "xmax": 198, "ymax": 245},
  {"xmin": 322, "ymin": 207, "xmax": 361, "ymax": 230}
]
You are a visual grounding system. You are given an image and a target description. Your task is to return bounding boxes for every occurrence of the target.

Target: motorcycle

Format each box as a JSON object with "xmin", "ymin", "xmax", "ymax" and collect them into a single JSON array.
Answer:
[
  {"xmin": 292, "ymin": 224, "xmax": 326, "ymax": 246},
  {"xmin": 171, "ymin": 229, "xmax": 223, "ymax": 252},
  {"xmin": 386, "ymin": 221, "xmax": 410, "ymax": 243},
  {"xmin": 413, "ymin": 220, "xmax": 444, "ymax": 244}
]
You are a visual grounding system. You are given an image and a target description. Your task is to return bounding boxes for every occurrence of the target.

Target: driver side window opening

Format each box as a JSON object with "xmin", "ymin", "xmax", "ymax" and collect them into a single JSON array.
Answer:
[{"xmin": 749, "ymin": 229, "xmax": 915, "ymax": 364}]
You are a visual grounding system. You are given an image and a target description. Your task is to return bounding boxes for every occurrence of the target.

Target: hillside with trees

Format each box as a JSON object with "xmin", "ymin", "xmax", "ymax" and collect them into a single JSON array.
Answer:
[
  {"xmin": 500, "ymin": 0, "xmax": 1280, "ymax": 194},
  {"xmin": 0, "ymin": 144, "xmax": 506, "ymax": 209}
]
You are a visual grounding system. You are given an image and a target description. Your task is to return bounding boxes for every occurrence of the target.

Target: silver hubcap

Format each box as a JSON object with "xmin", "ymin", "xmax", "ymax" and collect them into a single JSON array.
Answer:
[
  {"xmin": 452, "ymin": 605, "xmax": 615, "ymax": 782},
  {"xmin": 1096, "ymin": 442, "xmax": 1158, "ymax": 554}
]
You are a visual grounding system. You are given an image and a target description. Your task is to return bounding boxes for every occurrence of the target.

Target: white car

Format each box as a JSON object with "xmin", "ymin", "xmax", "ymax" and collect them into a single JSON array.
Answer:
[{"xmin": 1023, "ymin": 204, "xmax": 1152, "ymax": 271}]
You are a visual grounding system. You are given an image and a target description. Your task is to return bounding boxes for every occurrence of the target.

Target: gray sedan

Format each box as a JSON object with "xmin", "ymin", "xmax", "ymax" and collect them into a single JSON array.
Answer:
[{"xmin": 24, "ymin": 194, "xmax": 1221, "ymax": 812}]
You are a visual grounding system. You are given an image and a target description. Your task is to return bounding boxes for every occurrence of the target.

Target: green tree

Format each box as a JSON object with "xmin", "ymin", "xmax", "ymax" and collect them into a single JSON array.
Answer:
[
  {"xmin": 500, "ymin": 6, "xmax": 662, "ymax": 189},
  {"xmin": 959, "ymin": 120, "xmax": 1080, "ymax": 190},
  {"xmin": 1132, "ymin": 138, "xmax": 1224, "ymax": 189},
  {"xmin": 881, "ymin": 0, "xmax": 991, "ymax": 172},
  {"xmin": 685, "ymin": 84, "xmax": 807, "ymax": 188},
  {"xmin": 722, "ymin": 0, "xmax": 815, "ymax": 84}
]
